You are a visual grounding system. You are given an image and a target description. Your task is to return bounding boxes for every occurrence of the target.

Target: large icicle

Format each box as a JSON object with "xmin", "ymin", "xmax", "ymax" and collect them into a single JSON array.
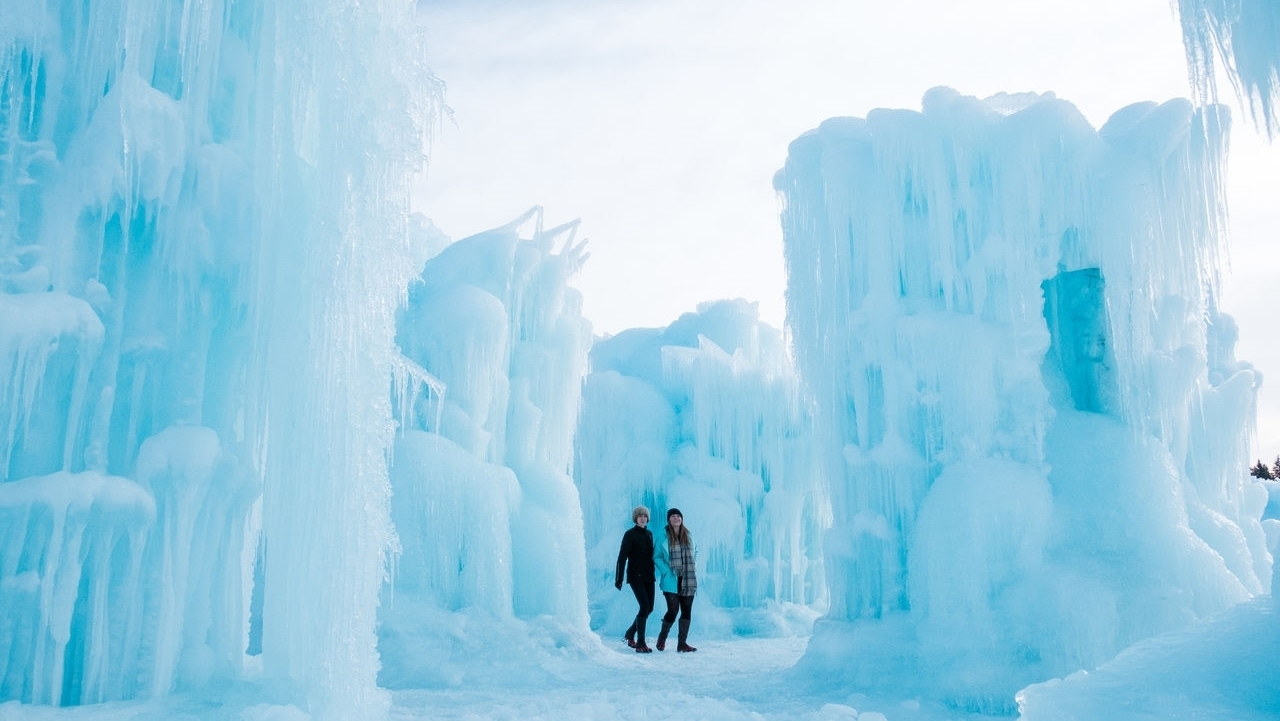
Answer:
[{"xmin": 1174, "ymin": 0, "xmax": 1280, "ymax": 136}]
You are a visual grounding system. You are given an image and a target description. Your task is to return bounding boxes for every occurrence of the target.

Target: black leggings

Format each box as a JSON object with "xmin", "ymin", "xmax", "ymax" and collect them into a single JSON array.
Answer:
[
  {"xmin": 626, "ymin": 582, "xmax": 655, "ymax": 640},
  {"xmin": 630, "ymin": 581, "xmax": 655, "ymax": 617},
  {"xmin": 661, "ymin": 591, "xmax": 693, "ymax": 624}
]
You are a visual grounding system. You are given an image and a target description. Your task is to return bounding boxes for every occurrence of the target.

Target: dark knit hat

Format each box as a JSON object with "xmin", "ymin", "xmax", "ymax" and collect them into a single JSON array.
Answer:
[{"xmin": 667, "ymin": 508, "xmax": 682, "ymax": 520}]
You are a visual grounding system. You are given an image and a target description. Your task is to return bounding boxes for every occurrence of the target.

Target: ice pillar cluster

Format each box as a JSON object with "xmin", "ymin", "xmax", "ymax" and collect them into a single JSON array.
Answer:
[
  {"xmin": 777, "ymin": 88, "xmax": 1270, "ymax": 709},
  {"xmin": 0, "ymin": 1, "xmax": 432, "ymax": 717},
  {"xmin": 378, "ymin": 210, "xmax": 595, "ymax": 688},
  {"xmin": 576, "ymin": 299, "xmax": 829, "ymax": 634}
]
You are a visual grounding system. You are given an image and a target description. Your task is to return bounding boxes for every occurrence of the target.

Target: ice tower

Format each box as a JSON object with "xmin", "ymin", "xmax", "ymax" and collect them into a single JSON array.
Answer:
[
  {"xmin": 778, "ymin": 88, "xmax": 1270, "ymax": 710},
  {"xmin": 378, "ymin": 209, "xmax": 595, "ymax": 689},
  {"xmin": 0, "ymin": 1, "xmax": 432, "ymax": 717}
]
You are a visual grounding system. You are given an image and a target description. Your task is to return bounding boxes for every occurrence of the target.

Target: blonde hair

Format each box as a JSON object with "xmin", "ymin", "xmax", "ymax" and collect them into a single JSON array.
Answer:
[{"xmin": 631, "ymin": 505, "xmax": 650, "ymax": 523}]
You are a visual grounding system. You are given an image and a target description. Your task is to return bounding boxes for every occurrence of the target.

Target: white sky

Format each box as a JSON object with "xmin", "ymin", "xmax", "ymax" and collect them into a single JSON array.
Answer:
[{"xmin": 413, "ymin": 0, "xmax": 1280, "ymax": 457}]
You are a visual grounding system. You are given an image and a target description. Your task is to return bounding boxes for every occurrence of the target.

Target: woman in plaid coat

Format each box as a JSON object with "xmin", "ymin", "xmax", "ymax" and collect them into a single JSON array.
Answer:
[{"xmin": 653, "ymin": 507, "xmax": 697, "ymax": 652}]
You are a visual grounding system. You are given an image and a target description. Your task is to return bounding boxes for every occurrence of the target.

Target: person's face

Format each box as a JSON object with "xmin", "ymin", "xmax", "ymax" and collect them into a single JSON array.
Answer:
[
  {"xmin": 668, "ymin": 514, "xmax": 682, "ymax": 529},
  {"xmin": 635, "ymin": 513, "xmax": 649, "ymax": 528}
]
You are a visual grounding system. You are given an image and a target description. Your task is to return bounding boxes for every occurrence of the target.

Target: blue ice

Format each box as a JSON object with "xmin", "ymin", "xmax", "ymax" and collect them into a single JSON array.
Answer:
[{"xmin": 0, "ymin": 1, "xmax": 1277, "ymax": 720}]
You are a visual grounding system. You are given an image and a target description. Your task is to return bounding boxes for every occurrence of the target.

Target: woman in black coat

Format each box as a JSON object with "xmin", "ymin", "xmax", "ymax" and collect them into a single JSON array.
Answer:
[{"xmin": 615, "ymin": 505, "xmax": 656, "ymax": 653}]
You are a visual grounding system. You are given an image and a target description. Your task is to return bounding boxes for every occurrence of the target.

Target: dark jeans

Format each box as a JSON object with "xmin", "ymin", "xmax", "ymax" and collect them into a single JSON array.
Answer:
[
  {"xmin": 661, "ymin": 590, "xmax": 693, "ymax": 624},
  {"xmin": 625, "ymin": 581, "xmax": 655, "ymax": 641}
]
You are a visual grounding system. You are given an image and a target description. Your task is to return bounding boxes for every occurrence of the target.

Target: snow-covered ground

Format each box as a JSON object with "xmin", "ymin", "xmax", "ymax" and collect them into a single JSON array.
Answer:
[
  {"xmin": 392, "ymin": 635, "xmax": 832, "ymax": 721},
  {"xmin": 0, "ymin": 630, "xmax": 985, "ymax": 721},
  {"xmin": 2, "ymin": 593, "xmax": 1277, "ymax": 721}
]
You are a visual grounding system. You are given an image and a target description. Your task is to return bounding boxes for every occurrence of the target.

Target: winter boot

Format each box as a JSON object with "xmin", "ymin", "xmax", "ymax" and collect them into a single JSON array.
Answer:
[
  {"xmin": 624, "ymin": 622, "xmax": 636, "ymax": 648},
  {"xmin": 655, "ymin": 620, "xmax": 673, "ymax": 651},
  {"xmin": 634, "ymin": 617, "xmax": 649, "ymax": 652},
  {"xmin": 677, "ymin": 618, "xmax": 696, "ymax": 652}
]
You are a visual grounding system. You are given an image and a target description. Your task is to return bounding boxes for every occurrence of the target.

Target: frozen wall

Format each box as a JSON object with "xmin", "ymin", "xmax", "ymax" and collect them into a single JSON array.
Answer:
[
  {"xmin": 1175, "ymin": 0, "xmax": 1280, "ymax": 136},
  {"xmin": 0, "ymin": 1, "xmax": 432, "ymax": 717},
  {"xmin": 379, "ymin": 208, "xmax": 595, "ymax": 689},
  {"xmin": 777, "ymin": 87, "xmax": 1270, "ymax": 711},
  {"xmin": 576, "ymin": 299, "xmax": 829, "ymax": 636}
]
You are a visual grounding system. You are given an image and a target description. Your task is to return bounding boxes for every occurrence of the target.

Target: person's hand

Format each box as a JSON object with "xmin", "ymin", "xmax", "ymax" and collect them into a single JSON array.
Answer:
[{"xmin": 615, "ymin": 580, "xmax": 623, "ymax": 590}]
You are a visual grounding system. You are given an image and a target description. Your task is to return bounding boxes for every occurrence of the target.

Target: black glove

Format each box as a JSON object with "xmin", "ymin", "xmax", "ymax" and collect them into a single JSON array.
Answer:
[{"xmin": 615, "ymin": 580, "xmax": 623, "ymax": 590}]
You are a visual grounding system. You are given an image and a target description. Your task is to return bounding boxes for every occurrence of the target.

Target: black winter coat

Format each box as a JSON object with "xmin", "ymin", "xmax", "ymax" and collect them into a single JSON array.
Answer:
[{"xmin": 615, "ymin": 525, "xmax": 655, "ymax": 586}]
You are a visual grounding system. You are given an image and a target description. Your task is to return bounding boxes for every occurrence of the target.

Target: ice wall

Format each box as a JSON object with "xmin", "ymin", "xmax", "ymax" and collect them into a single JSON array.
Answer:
[
  {"xmin": 777, "ymin": 88, "xmax": 1269, "ymax": 710},
  {"xmin": 0, "ymin": 1, "xmax": 432, "ymax": 717},
  {"xmin": 576, "ymin": 299, "xmax": 829, "ymax": 636},
  {"xmin": 379, "ymin": 209, "xmax": 594, "ymax": 689},
  {"xmin": 1175, "ymin": 0, "xmax": 1280, "ymax": 136}
]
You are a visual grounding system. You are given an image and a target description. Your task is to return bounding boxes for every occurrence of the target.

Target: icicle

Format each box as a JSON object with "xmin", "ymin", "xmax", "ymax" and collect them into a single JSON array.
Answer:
[{"xmin": 1174, "ymin": 0, "xmax": 1280, "ymax": 137}]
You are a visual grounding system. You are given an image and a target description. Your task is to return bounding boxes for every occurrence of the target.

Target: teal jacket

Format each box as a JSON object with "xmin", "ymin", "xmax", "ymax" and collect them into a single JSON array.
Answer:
[{"xmin": 653, "ymin": 527, "xmax": 696, "ymax": 595}]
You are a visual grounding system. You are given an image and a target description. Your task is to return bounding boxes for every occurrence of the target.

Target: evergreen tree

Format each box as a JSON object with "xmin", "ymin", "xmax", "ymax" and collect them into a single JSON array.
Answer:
[{"xmin": 1250, "ymin": 460, "xmax": 1274, "ymax": 479}]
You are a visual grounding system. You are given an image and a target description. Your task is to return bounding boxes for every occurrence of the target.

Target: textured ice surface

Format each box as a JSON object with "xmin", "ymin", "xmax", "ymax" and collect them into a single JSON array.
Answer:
[
  {"xmin": 777, "ymin": 87, "xmax": 1269, "ymax": 711},
  {"xmin": 0, "ymin": 0, "xmax": 433, "ymax": 717},
  {"xmin": 380, "ymin": 209, "xmax": 594, "ymax": 689}
]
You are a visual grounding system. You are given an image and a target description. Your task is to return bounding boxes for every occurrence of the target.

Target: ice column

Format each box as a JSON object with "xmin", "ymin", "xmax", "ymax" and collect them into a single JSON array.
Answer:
[
  {"xmin": 246, "ymin": 2, "xmax": 430, "ymax": 717},
  {"xmin": 380, "ymin": 210, "xmax": 594, "ymax": 688}
]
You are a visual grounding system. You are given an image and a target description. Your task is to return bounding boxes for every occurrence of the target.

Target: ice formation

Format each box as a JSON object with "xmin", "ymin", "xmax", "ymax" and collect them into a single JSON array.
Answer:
[
  {"xmin": 1175, "ymin": 0, "xmax": 1280, "ymax": 136},
  {"xmin": 0, "ymin": 0, "xmax": 432, "ymax": 717},
  {"xmin": 776, "ymin": 87, "xmax": 1271, "ymax": 711},
  {"xmin": 2, "ymin": 0, "xmax": 1277, "ymax": 718},
  {"xmin": 575, "ymin": 299, "xmax": 829, "ymax": 636},
  {"xmin": 379, "ymin": 208, "xmax": 595, "ymax": 688}
]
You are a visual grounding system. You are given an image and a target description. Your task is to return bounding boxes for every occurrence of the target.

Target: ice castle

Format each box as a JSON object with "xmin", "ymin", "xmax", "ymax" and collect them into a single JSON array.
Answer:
[{"xmin": 1, "ymin": 0, "xmax": 1277, "ymax": 719}]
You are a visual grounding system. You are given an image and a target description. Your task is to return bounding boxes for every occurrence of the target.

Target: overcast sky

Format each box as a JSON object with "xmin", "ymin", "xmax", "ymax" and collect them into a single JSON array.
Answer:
[{"xmin": 413, "ymin": 0, "xmax": 1280, "ymax": 454}]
